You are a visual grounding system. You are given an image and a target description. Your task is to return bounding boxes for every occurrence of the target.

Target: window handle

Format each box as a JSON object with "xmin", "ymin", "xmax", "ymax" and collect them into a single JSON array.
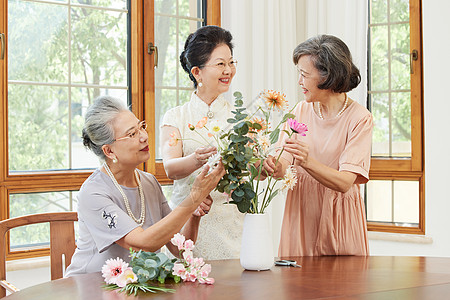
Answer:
[
  {"xmin": 147, "ymin": 42, "xmax": 158, "ymax": 68},
  {"xmin": 410, "ymin": 49, "xmax": 418, "ymax": 74},
  {"xmin": 0, "ymin": 33, "xmax": 5, "ymax": 60}
]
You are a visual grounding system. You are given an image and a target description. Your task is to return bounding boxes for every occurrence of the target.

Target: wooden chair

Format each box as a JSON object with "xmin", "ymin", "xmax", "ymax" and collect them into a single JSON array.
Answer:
[{"xmin": 0, "ymin": 212, "xmax": 78, "ymax": 297}]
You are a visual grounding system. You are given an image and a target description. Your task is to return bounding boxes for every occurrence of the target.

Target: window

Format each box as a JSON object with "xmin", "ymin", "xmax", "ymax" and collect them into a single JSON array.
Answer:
[
  {"xmin": 143, "ymin": 0, "xmax": 221, "ymax": 183},
  {"xmin": 0, "ymin": 0, "xmax": 221, "ymax": 259},
  {"xmin": 367, "ymin": 0, "xmax": 424, "ymax": 234}
]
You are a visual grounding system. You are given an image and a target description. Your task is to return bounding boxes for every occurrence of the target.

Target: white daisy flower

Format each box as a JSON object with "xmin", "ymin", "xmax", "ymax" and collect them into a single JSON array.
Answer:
[
  {"xmin": 280, "ymin": 166, "xmax": 298, "ymax": 191},
  {"xmin": 206, "ymin": 152, "xmax": 221, "ymax": 170}
]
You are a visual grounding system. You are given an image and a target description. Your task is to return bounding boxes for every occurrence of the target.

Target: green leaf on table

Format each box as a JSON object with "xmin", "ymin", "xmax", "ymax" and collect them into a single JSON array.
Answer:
[{"xmin": 144, "ymin": 259, "xmax": 157, "ymax": 269}]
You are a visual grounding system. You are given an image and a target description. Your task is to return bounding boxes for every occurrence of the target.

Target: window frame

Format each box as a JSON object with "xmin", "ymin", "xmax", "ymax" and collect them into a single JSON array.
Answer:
[
  {"xmin": 143, "ymin": 0, "xmax": 221, "ymax": 182},
  {"xmin": 367, "ymin": 0, "xmax": 424, "ymax": 234},
  {"xmin": 0, "ymin": 0, "xmax": 221, "ymax": 260}
]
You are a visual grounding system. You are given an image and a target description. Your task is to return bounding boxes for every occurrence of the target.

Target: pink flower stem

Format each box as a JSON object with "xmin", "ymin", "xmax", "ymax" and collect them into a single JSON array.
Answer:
[{"xmin": 259, "ymin": 131, "xmax": 294, "ymax": 213}]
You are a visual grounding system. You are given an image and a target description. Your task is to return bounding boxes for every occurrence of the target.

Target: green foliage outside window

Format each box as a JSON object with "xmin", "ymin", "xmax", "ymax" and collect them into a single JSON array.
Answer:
[{"xmin": 370, "ymin": 0, "xmax": 412, "ymax": 157}]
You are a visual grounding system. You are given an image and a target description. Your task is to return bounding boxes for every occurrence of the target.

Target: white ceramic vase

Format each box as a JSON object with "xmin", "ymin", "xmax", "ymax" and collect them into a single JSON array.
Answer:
[{"xmin": 240, "ymin": 213, "xmax": 274, "ymax": 271}]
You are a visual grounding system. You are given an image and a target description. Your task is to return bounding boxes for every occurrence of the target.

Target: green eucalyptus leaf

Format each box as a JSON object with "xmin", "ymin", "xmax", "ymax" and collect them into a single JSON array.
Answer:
[
  {"xmin": 234, "ymin": 153, "xmax": 245, "ymax": 162},
  {"xmin": 147, "ymin": 268, "xmax": 157, "ymax": 279},
  {"xmin": 244, "ymin": 187, "xmax": 256, "ymax": 199},
  {"xmin": 282, "ymin": 113, "xmax": 296, "ymax": 122},
  {"xmin": 227, "ymin": 174, "xmax": 238, "ymax": 181},
  {"xmin": 231, "ymin": 192, "xmax": 243, "ymax": 202},
  {"xmin": 233, "ymin": 189, "xmax": 245, "ymax": 197},
  {"xmin": 269, "ymin": 128, "xmax": 280, "ymax": 144},
  {"xmin": 156, "ymin": 253, "xmax": 169, "ymax": 265},
  {"xmin": 252, "ymin": 122, "xmax": 262, "ymax": 130},
  {"xmin": 227, "ymin": 118, "xmax": 237, "ymax": 123},
  {"xmin": 233, "ymin": 91, "xmax": 242, "ymax": 98},
  {"xmin": 230, "ymin": 135, "xmax": 249, "ymax": 143},
  {"xmin": 237, "ymin": 199, "xmax": 251, "ymax": 213},
  {"xmin": 138, "ymin": 268, "xmax": 150, "ymax": 278},
  {"xmin": 229, "ymin": 182, "xmax": 239, "ymax": 190},
  {"xmin": 224, "ymin": 185, "xmax": 232, "ymax": 194},
  {"xmin": 144, "ymin": 259, "xmax": 158, "ymax": 269},
  {"xmin": 235, "ymin": 113, "xmax": 248, "ymax": 121}
]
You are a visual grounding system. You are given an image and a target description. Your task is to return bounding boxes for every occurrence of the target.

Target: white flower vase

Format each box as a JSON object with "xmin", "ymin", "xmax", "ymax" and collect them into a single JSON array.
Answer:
[{"xmin": 240, "ymin": 213, "xmax": 274, "ymax": 271}]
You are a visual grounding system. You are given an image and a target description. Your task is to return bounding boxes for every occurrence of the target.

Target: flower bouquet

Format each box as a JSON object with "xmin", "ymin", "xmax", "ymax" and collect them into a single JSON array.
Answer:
[
  {"xmin": 214, "ymin": 90, "xmax": 307, "ymax": 213},
  {"xmin": 101, "ymin": 233, "xmax": 213, "ymax": 295},
  {"xmin": 169, "ymin": 90, "xmax": 307, "ymax": 214}
]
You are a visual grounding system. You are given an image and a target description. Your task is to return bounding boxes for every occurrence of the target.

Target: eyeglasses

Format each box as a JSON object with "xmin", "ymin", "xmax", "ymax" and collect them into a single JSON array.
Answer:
[
  {"xmin": 204, "ymin": 60, "xmax": 238, "ymax": 71},
  {"xmin": 114, "ymin": 120, "xmax": 147, "ymax": 142}
]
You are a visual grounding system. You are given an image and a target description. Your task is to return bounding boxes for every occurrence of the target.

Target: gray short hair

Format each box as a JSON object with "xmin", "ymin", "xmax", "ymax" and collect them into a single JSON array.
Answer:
[
  {"xmin": 82, "ymin": 95, "xmax": 127, "ymax": 159},
  {"xmin": 293, "ymin": 34, "xmax": 361, "ymax": 93}
]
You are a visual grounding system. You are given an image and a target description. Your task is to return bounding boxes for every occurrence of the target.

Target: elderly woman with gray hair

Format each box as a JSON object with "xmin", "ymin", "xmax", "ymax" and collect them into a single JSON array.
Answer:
[
  {"xmin": 65, "ymin": 95, "xmax": 224, "ymax": 277},
  {"xmin": 261, "ymin": 34, "xmax": 373, "ymax": 256}
]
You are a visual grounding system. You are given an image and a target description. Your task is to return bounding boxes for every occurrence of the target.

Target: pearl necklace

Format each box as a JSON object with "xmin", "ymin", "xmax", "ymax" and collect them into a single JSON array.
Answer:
[
  {"xmin": 317, "ymin": 93, "xmax": 348, "ymax": 120},
  {"xmin": 103, "ymin": 162, "xmax": 145, "ymax": 225}
]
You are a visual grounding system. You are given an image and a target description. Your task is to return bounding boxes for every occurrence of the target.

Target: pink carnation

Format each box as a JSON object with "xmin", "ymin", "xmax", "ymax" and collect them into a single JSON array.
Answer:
[
  {"xmin": 184, "ymin": 270, "xmax": 198, "ymax": 282},
  {"xmin": 184, "ymin": 239, "xmax": 195, "ymax": 251},
  {"xmin": 171, "ymin": 233, "xmax": 186, "ymax": 250},
  {"xmin": 173, "ymin": 263, "xmax": 186, "ymax": 278},
  {"xmin": 199, "ymin": 263, "xmax": 211, "ymax": 276},
  {"xmin": 198, "ymin": 276, "xmax": 215, "ymax": 285}
]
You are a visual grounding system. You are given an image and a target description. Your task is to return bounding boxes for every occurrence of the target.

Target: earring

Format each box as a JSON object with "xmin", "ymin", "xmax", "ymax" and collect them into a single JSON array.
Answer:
[
  {"xmin": 198, "ymin": 81, "xmax": 203, "ymax": 88},
  {"xmin": 112, "ymin": 157, "xmax": 118, "ymax": 163}
]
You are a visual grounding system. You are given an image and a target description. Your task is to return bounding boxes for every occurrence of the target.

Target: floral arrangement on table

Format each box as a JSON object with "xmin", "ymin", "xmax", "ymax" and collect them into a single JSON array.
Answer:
[
  {"xmin": 101, "ymin": 233, "xmax": 213, "ymax": 295},
  {"xmin": 170, "ymin": 90, "xmax": 308, "ymax": 214}
]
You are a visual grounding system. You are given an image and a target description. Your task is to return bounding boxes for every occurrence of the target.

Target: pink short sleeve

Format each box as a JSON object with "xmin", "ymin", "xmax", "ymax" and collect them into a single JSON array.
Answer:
[{"xmin": 339, "ymin": 113, "xmax": 373, "ymax": 184}]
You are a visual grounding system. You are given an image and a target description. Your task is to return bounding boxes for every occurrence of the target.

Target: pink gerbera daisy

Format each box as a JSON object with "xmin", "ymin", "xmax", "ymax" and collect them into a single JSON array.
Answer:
[
  {"xmin": 287, "ymin": 118, "xmax": 308, "ymax": 136},
  {"xmin": 102, "ymin": 257, "xmax": 129, "ymax": 285}
]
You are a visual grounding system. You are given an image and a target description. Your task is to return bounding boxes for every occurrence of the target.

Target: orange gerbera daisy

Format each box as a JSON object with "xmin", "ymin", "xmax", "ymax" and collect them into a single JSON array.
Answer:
[
  {"xmin": 251, "ymin": 117, "xmax": 268, "ymax": 132},
  {"xmin": 261, "ymin": 90, "xmax": 287, "ymax": 111},
  {"xmin": 196, "ymin": 117, "xmax": 208, "ymax": 129},
  {"xmin": 169, "ymin": 131, "xmax": 179, "ymax": 147}
]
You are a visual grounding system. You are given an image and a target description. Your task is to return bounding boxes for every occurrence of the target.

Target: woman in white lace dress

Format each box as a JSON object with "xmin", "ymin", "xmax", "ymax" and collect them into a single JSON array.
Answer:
[{"xmin": 160, "ymin": 26, "xmax": 244, "ymax": 260}]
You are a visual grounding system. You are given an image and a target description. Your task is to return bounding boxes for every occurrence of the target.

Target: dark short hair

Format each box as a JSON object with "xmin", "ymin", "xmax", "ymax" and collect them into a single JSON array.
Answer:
[
  {"xmin": 293, "ymin": 34, "xmax": 361, "ymax": 93},
  {"xmin": 180, "ymin": 25, "xmax": 234, "ymax": 88}
]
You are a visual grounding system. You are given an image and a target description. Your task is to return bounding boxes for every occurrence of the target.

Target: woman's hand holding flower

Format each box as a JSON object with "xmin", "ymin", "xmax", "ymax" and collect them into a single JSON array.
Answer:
[
  {"xmin": 187, "ymin": 162, "xmax": 225, "ymax": 208},
  {"xmin": 193, "ymin": 195, "xmax": 213, "ymax": 217},
  {"xmin": 193, "ymin": 146, "xmax": 217, "ymax": 167},
  {"xmin": 262, "ymin": 155, "xmax": 284, "ymax": 179},
  {"xmin": 283, "ymin": 138, "xmax": 310, "ymax": 168}
]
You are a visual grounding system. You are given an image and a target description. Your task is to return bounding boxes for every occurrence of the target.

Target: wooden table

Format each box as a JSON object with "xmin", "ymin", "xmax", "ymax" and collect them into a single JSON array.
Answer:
[{"xmin": 4, "ymin": 256, "xmax": 450, "ymax": 299}]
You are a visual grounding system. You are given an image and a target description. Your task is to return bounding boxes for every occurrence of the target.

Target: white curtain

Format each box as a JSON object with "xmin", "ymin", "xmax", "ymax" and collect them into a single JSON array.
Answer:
[
  {"xmin": 221, "ymin": 0, "xmax": 300, "ymax": 106},
  {"xmin": 221, "ymin": 0, "xmax": 368, "ymax": 253},
  {"xmin": 304, "ymin": 0, "xmax": 369, "ymax": 105}
]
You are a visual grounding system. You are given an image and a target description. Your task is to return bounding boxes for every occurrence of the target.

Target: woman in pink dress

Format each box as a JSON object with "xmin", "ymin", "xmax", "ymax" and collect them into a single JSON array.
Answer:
[{"xmin": 263, "ymin": 35, "xmax": 373, "ymax": 256}]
